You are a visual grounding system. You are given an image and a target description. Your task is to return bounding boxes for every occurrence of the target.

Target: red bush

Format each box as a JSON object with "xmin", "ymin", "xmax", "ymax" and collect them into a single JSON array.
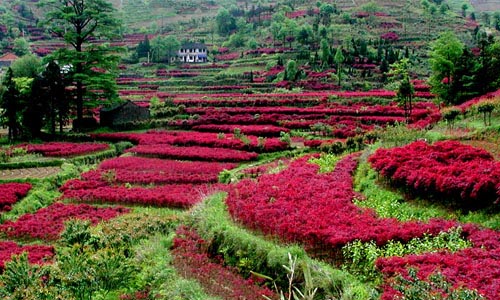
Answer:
[
  {"xmin": 126, "ymin": 144, "xmax": 258, "ymax": 162},
  {"xmin": 226, "ymin": 154, "xmax": 457, "ymax": 251},
  {"xmin": 16, "ymin": 142, "xmax": 109, "ymax": 157},
  {"xmin": 369, "ymin": 140, "xmax": 500, "ymax": 208},
  {"xmin": 0, "ymin": 183, "xmax": 32, "ymax": 212},
  {"xmin": 171, "ymin": 226, "xmax": 275, "ymax": 300},
  {"xmin": 0, "ymin": 241, "xmax": 54, "ymax": 271},
  {"xmin": 0, "ymin": 203, "xmax": 129, "ymax": 241},
  {"xmin": 79, "ymin": 157, "xmax": 237, "ymax": 185}
]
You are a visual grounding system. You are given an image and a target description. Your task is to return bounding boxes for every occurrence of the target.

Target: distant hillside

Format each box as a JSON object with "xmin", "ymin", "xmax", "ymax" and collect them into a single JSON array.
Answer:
[{"xmin": 470, "ymin": 0, "xmax": 500, "ymax": 12}]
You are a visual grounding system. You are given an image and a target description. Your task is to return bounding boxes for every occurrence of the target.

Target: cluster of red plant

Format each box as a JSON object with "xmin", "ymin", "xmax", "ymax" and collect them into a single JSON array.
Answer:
[
  {"xmin": 215, "ymin": 52, "xmax": 240, "ymax": 61},
  {"xmin": 192, "ymin": 124, "xmax": 289, "ymax": 137},
  {"xmin": 226, "ymin": 154, "xmax": 457, "ymax": 251},
  {"xmin": 15, "ymin": 142, "xmax": 109, "ymax": 157},
  {"xmin": 116, "ymin": 77, "xmax": 164, "ymax": 85},
  {"xmin": 183, "ymin": 100, "xmax": 437, "ymax": 117},
  {"xmin": 377, "ymin": 224, "xmax": 500, "ymax": 300},
  {"xmin": 377, "ymin": 246, "xmax": 500, "ymax": 300},
  {"xmin": 156, "ymin": 69, "xmax": 200, "ymax": 77},
  {"xmin": 171, "ymin": 226, "xmax": 275, "ymax": 300},
  {"xmin": 171, "ymin": 101, "xmax": 439, "ymax": 137},
  {"xmin": 285, "ymin": 8, "xmax": 319, "ymax": 18},
  {"xmin": 91, "ymin": 130, "xmax": 289, "ymax": 152},
  {"xmin": 126, "ymin": 144, "xmax": 258, "ymax": 162},
  {"xmin": 202, "ymin": 85, "xmax": 249, "ymax": 91},
  {"xmin": 241, "ymin": 158, "xmax": 292, "ymax": 180},
  {"xmin": 275, "ymin": 79, "xmax": 339, "ymax": 90},
  {"xmin": 0, "ymin": 203, "xmax": 129, "ymax": 241},
  {"xmin": 369, "ymin": 140, "xmax": 500, "ymax": 208},
  {"xmin": 456, "ymin": 88, "xmax": 500, "ymax": 112},
  {"xmin": 173, "ymin": 94, "xmax": 322, "ymax": 107},
  {"xmin": 180, "ymin": 63, "xmax": 230, "ymax": 69},
  {"xmin": 380, "ymin": 32, "xmax": 399, "ymax": 41},
  {"xmin": 303, "ymin": 139, "xmax": 345, "ymax": 148},
  {"xmin": 0, "ymin": 182, "xmax": 32, "ymax": 212},
  {"xmin": 0, "ymin": 241, "xmax": 54, "ymax": 271},
  {"xmin": 244, "ymin": 47, "xmax": 292, "ymax": 55},
  {"xmin": 138, "ymin": 84, "xmax": 159, "ymax": 90},
  {"xmin": 61, "ymin": 182, "xmax": 220, "ymax": 208},
  {"xmin": 80, "ymin": 156, "xmax": 236, "ymax": 185}
]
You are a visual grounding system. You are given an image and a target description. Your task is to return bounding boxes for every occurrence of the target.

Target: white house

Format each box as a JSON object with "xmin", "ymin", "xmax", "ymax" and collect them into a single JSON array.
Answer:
[{"xmin": 177, "ymin": 42, "xmax": 208, "ymax": 63}]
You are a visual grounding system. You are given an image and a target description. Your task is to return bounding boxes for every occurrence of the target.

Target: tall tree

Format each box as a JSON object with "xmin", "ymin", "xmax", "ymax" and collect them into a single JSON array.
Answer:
[
  {"xmin": 40, "ymin": 60, "xmax": 70, "ymax": 135},
  {"xmin": 215, "ymin": 8, "xmax": 236, "ymax": 36},
  {"xmin": 320, "ymin": 39, "xmax": 331, "ymax": 67},
  {"xmin": 334, "ymin": 47, "xmax": 345, "ymax": 86},
  {"xmin": 163, "ymin": 36, "xmax": 180, "ymax": 63},
  {"xmin": 136, "ymin": 35, "xmax": 151, "ymax": 59},
  {"xmin": 0, "ymin": 69, "xmax": 21, "ymax": 141},
  {"xmin": 38, "ymin": 0, "xmax": 121, "ymax": 129},
  {"xmin": 389, "ymin": 58, "xmax": 414, "ymax": 122},
  {"xmin": 428, "ymin": 31, "xmax": 464, "ymax": 104}
]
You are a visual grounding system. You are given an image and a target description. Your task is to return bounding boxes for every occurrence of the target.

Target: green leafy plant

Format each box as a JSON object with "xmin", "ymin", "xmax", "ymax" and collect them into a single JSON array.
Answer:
[
  {"xmin": 262, "ymin": 253, "xmax": 317, "ymax": 300},
  {"xmin": 391, "ymin": 268, "xmax": 485, "ymax": 300},
  {"xmin": 342, "ymin": 227, "xmax": 471, "ymax": 282}
]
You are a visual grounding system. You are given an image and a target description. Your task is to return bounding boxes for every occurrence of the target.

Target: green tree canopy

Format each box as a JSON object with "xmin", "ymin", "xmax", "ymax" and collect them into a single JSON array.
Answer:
[
  {"xmin": 12, "ymin": 37, "xmax": 30, "ymax": 56},
  {"xmin": 38, "ymin": 0, "xmax": 121, "ymax": 129},
  {"xmin": 216, "ymin": 8, "xmax": 236, "ymax": 36},
  {"xmin": 0, "ymin": 68, "xmax": 22, "ymax": 140},
  {"xmin": 334, "ymin": 47, "xmax": 345, "ymax": 86},
  {"xmin": 389, "ymin": 58, "xmax": 415, "ymax": 122},
  {"xmin": 10, "ymin": 54, "xmax": 41, "ymax": 78},
  {"xmin": 428, "ymin": 31, "xmax": 464, "ymax": 104}
]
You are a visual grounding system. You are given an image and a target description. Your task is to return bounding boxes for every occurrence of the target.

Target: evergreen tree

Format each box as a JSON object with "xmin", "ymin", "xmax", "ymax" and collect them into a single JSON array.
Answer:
[
  {"xmin": 0, "ymin": 69, "xmax": 21, "ymax": 141},
  {"xmin": 136, "ymin": 35, "xmax": 151, "ymax": 59},
  {"xmin": 39, "ymin": 0, "xmax": 121, "ymax": 130}
]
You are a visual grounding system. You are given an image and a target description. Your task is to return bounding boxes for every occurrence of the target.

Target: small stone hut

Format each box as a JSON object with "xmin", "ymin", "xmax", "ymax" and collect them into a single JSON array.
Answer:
[{"xmin": 100, "ymin": 100, "xmax": 150, "ymax": 128}]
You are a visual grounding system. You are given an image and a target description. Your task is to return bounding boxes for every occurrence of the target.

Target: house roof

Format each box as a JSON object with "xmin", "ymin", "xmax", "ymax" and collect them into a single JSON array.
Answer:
[
  {"xmin": 180, "ymin": 42, "xmax": 207, "ymax": 50},
  {"xmin": 0, "ymin": 53, "xmax": 19, "ymax": 62},
  {"xmin": 100, "ymin": 100, "xmax": 141, "ymax": 112}
]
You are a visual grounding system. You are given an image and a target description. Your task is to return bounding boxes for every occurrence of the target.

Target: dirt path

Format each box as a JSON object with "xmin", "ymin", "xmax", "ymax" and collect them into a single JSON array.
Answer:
[{"xmin": 0, "ymin": 167, "xmax": 62, "ymax": 180}]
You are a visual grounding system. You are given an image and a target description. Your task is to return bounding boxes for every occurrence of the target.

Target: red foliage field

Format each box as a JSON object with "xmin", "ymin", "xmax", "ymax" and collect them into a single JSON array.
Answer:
[
  {"xmin": 86, "ymin": 156, "xmax": 237, "ymax": 185},
  {"xmin": 0, "ymin": 183, "xmax": 32, "ymax": 212},
  {"xmin": 0, "ymin": 241, "xmax": 54, "ymax": 271},
  {"xmin": 15, "ymin": 142, "xmax": 109, "ymax": 157},
  {"xmin": 369, "ymin": 140, "xmax": 500, "ymax": 208},
  {"xmin": 126, "ymin": 144, "xmax": 258, "ymax": 162},
  {"xmin": 0, "ymin": 203, "xmax": 129, "ymax": 241},
  {"xmin": 172, "ymin": 226, "xmax": 275, "ymax": 300},
  {"xmin": 226, "ymin": 154, "xmax": 457, "ymax": 252},
  {"xmin": 91, "ymin": 130, "xmax": 289, "ymax": 153}
]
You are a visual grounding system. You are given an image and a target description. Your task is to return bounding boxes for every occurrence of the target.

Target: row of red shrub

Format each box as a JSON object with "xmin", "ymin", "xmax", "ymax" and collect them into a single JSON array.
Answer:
[
  {"xmin": 192, "ymin": 124, "xmax": 289, "ymax": 137},
  {"xmin": 377, "ymin": 245, "xmax": 500, "ymax": 300},
  {"xmin": 126, "ymin": 144, "xmax": 258, "ymax": 162},
  {"xmin": 171, "ymin": 226, "xmax": 275, "ymax": 299},
  {"xmin": 0, "ymin": 241, "xmax": 54, "ymax": 271},
  {"xmin": 61, "ymin": 182, "xmax": 222, "ymax": 208},
  {"xmin": 0, "ymin": 202, "xmax": 129, "ymax": 241},
  {"xmin": 0, "ymin": 182, "xmax": 32, "ymax": 212},
  {"xmin": 77, "ymin": 157, "xmax": 237, "ymax": 185},
  {"xmin": 91, "ymin": 130, "xmax": 289, "ymax": 152},
  {"xmin": 226, "ymin": 154, "xmax": 457, "ymax": 251},
  {"xmin": 183, "ymin": 102, "xmax": 438, "ymax": 117},
  {"xmin": 369, "ymin": 140, "xmax": 500, "ymax": 208},
  {"xmin": 377, "ymin": 224, "xmax": 500, "ymax": 300},
  {"xmin": 16, "ymin": 142, "xmax": 109, "ymax": 157}
]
